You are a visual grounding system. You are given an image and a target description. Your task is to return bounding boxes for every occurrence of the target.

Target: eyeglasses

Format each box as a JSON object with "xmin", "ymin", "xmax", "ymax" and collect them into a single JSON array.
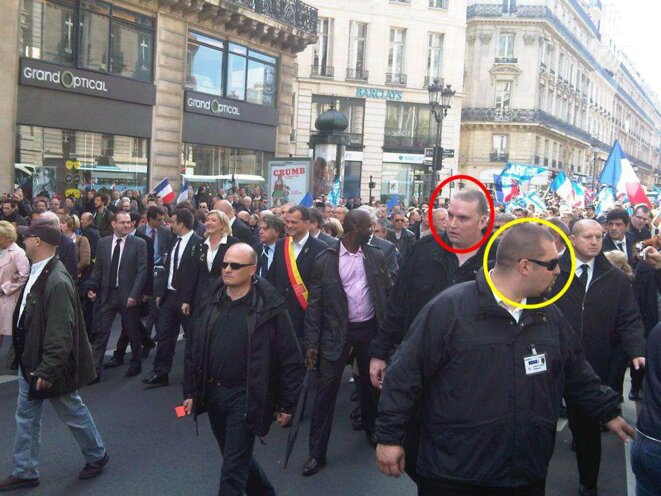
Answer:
[
  {"xmin": 221, "ymin": 262, "xmax": 255, "ymax": 270},
  {"xmin": 518, "ymin": 258, "xmax": 560, "ymax": 271},
  {"xmin": 393, "ymin": 218, "xmax": 405, "ymax": 222}
]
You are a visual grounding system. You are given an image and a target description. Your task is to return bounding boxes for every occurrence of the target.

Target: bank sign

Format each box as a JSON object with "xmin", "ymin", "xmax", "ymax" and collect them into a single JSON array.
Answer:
[
  {"xmin": 19, "ymin": 58, "xmax": 156, "ymax": 105},
  {"xmin": 356, "ymin": 87, "xmax": 403, "ymax": 101}
]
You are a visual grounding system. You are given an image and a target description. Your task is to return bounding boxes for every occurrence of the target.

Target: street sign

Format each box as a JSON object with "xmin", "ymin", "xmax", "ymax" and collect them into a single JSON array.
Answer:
[
  {"xmin": 443, "ymin": 148, "xmax": 455, "ymax": 158},
  {"xmin": 424, "ymin": 147, "xmax": 434, "ymax": 166}
]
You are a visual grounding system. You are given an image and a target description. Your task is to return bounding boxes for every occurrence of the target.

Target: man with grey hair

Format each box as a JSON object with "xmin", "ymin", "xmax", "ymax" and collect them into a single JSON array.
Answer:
[
  {"xmin": 494, "ymin": 212, "xmax": 516, "ymax": 230},
  {"xmin": 332, "ymin": 206, "xmax": 348, "ymax": 224},
  {"xmin": 376, "ymin": 222, "xmax": 635, "ymax": 494}
]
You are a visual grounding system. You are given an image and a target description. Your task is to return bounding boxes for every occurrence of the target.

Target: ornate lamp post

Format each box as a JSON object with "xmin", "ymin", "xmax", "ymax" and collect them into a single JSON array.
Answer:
[{"xmin": 428, "ymin": 79, "xmax": 455, "ymax": 205}]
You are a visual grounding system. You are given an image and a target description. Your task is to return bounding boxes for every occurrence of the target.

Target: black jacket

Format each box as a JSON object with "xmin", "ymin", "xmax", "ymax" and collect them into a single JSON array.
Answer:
[
  {"xmin": 303, "ymin": 242, "xmax": 392, "ymax": 361},
  {"xmin": 376, "ymin": 272, "xmax": 622, "ymax": 486},
  {"xmin": 370, "ymin": 233, "xmax": 493, "ymax": 361},
  {"xmin": 386, "ymin": 228, "xmax": 415, "ymax": 259},
  {"xmin": 552, "ymin": 250, "xmax": 646, "ymax": 381},
  {"xmin": 154, "ymin": 232, "xmax": 205, "ymax": 299},
  {"xmin": 602, "ymin": 232, "xmax": 636, "ymax": 265},
  {"xmin": 184, "ymin": 277, "xmax": 304, "ymax": 437},
  {"xmin": 230, "ymin": 217, "xmax": 254, "ymax": 246},
  {"xmin": 57, "ymin": 234, "xmax": 79, "ymax": 281},
  {"xmin": 133, "ymin": 230, "xmax": 154, "ymax": 296}
]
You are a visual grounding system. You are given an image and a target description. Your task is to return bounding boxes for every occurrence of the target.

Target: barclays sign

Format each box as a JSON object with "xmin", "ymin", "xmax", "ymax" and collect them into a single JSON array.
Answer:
[{"xmin": 356, "ymin": 87, "xmax": 403, "ymax": 101}]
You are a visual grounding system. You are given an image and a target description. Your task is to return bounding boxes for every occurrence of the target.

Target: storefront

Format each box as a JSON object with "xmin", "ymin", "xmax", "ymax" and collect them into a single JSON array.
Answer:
[
  {"xmin": 14, "ymin": 0, "xmax": 156, "ymax": 199},
  {"xmin": 381, "ymin": 152, "xmax": 428, "ymax": 207}
]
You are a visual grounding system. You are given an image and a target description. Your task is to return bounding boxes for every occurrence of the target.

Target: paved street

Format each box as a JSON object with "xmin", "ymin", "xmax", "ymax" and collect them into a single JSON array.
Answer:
[{"xmin": 0, "ymin": 323, "xmax": 637, "ymax": 496}]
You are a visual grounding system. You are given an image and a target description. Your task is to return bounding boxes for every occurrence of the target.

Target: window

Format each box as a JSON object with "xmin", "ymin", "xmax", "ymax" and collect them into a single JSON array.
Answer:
[
  {"xmin": 429, "ymin": 0, "xmax": 448, "ymax": 8},
  {"xmin": 311, "ymin": 96, "xmax": 365, "ymax": 145},
  {"xmin": 494, "ymin": 81, "xmax": 511, "ymax": 113},
  {"xmin": 492, "ymin": 135, "xmax": 508, "ymax": 161},
  {"xmin": 384, "ymin": 102, "xmax": 434, "ymax": 149},
  {"xmin": 185, "ymin": 32, "xmax": 277, "ymax": 107},
  {"xmin": 181, "ymin": 143, "xmax": 273, "ymax": 181},
  {"xmin": 497, "ymin": 33, "xmax": 514, "ymax": 58},
  {"xmin": 388, "ymin": 28, "xmax": 406, "ymax": 75},
  {"xmin": 558, "ymin": 52, "xmax": 565, "ymax": 77},
  {"xmin": 314, "ymin": 18, "xmax": 333, "ymax": 73},
  {"xmin": 20, "ymin": 0, "xmax": 154, "ymax": 82},
  {"xmin": 427, "ymin": 33, "xmax": 444, "ymax": 80},
  {"xmin": 348, "ymin": 21, "xmax": 367, "ymax": 75},
  {"xmin": 502, "ymin": 0, "xmax": 516, "ymax": 13}
]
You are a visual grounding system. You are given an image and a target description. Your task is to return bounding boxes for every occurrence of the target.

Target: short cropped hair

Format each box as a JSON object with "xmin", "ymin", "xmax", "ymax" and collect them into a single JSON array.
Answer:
[
  {"xmin": 261, "ymin": 214, "xmax": 286, "ymax": 236},
  {"xmin": 452, "ymin": 190, "xmax": 489, "ymax": 217},
  {"xmin": 496, "ymin": 223, "xmax": 554, "ymax": 270},
  {"xmin": 146, "ymin": 206, "xmax": 165, "ymax": 220},
  {"xmin": 288, "ymin": 205, "xmax": 311, "ymax": 221},
  {"xmin": 606, "ymin": 208, "xmax": 630, "ymax": 225},
  {"xmin": 309, "ymin": 208, "xmax": 324, "ymax": 226},
  {"xmin": 172, "ymin": 208, "xmax": 194, "ymax": 229}
]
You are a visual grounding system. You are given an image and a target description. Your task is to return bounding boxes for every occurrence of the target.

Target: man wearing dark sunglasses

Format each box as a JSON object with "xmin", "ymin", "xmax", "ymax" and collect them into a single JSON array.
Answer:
[
  {"xmin": 183, "ymin": 242, "xmax": 303, "ymax": 496},
  {"xmin": 551, "ymin": 219, "xmax": 645, "ymax": 496},
  {"xmin": 376, "ymin": 222, "xmax": 635, "ymax": 496}
]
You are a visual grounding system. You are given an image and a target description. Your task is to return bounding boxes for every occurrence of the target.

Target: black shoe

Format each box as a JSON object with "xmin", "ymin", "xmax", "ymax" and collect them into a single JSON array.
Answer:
[
  {"xmin": 352, "ymin": 417, "xmax": 364, "ymax": 431},
  {"xmin": 628, "ymin": 389, "xmax": 643, "ymax": 401},
  {"xmin": 79, "ymin": 452, "xmax": 109, "ymax": 480},
  {"xmin": 366, "ymin": 431, "xmax": 378, "ymax": 449},
  {"xmin": 142, "ymin": 374, "xmax": 168, "ymax": 387},
  {"xmin": 88, "ymin": 374, "xmax": 101, "ymax": 386},
  {"xmin": 578, "ymin": 485, "xmax": 598, "ymax": 496},
  {"xmin": 0, "ymin": 475, "xmax": 39, "ymax": 491},
  {"xmin": 349, "ymin": 404, "xmax": 361, "ymax": 420},
  {"xmin": 302, "ymin": 457, "xmax": 326, "ymax": 477},
  {"xmin": 142, "ymin": 341, "xmax": 155, "ymax": 359},
  {"xmin": 103, "ymin": 357, "xmax": 124, "ymax": 369},
  {"xmin": 125, "ymin": 365, "xmax": 142, "ymax": 378}
]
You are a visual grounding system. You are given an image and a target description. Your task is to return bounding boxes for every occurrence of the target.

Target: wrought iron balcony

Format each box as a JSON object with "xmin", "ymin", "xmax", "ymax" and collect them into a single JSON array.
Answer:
[
  {"xmin": 346, "ymin": 68, "xmax": 369, "ymax": 81},
  {"xmin": 310, "ymin": 65, "xmax": 334, "ymax": 78},
  {"xmin": 229, "ymin": 0, "xmax": 318, "ymax": 34},
  {"xmin": 386, "ymin": 73, "xmax": 407, "ymax": 86},
  {"xmin": 490, "ymin": 152, "xmax": 509, "ymax": 162},
  {"xmin": 494, "ymin": 57, "xmax": 518, "ymax": 64}
]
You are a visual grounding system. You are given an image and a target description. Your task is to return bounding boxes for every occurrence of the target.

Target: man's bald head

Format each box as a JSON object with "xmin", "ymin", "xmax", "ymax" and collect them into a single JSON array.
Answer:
[
  {"xmin": 214, "ymin": 199, "xmax": 235, "ymax": 219},
  {"xmin": 224, "ymin": 242, "xmax": 257, "ymax": 265},
  {"xmin": 571, "ymin": 218, "xmax": 601, "ymax": 236}
]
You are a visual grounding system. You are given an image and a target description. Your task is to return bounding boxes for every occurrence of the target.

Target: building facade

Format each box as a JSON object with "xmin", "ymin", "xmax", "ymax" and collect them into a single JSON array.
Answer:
[
  {"xmin": 290, "ymin": 0, "xmax": 467, "ymax": 206},
  {"xmin": 3, "ymin": 0, "xmax": 317, "ymax": 199},
  {"xmin": 461, "ymin": 0, "xmax": 661, "ymax": 190}
]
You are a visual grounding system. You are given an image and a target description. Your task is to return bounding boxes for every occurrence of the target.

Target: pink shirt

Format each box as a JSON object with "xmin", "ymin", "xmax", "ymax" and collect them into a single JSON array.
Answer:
[{"xmin": 338, "ymin": 243, "xmax": 374, "ymax": 323}]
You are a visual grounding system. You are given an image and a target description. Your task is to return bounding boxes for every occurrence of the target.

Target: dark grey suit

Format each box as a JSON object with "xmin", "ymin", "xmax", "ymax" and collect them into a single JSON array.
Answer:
[
  {"xmin": 137, "ymin": 224, "xmax": 171, "ymax": 266},
  {"xmin": 86, "ymin": 235, "xmax": 147, "ymax": 370},
  {"xmin": 316, "ymin": 231, "xmax": 340, "ymax": 248},
  {"xmin": 369, "ymin": 235, "xmax": 400, "ymax": 283}
]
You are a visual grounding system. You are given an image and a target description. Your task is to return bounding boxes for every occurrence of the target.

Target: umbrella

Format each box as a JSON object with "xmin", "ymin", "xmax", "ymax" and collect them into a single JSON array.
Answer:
[{"xmin": 283, "ymin": 370, "xmax": 311, "ymax": 469}]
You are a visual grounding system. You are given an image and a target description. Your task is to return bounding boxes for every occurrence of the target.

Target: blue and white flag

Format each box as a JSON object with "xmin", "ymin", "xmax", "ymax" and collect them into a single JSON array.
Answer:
[
  {"xmin": 525, "ymin": 191, "xmax": 547, "ymax": 212},
  {"xmin": 327, "ymin": 178, "xmax": 342, "ymax": 206},
  {"xmin": 572, "ymin": 181, "xmax": 585, "ymax": 207},
  {"xmin": 177, "ymin": 178, "xmax": 190, "ymax": 205},
  {"xmin": 500, "ymin": 163, "xmax": 548, "ymax": 182},
  {"xmin": 550, "ymin": 171, "xmax": 574, "ymax": 205},
  {"xmin": 595, "ymin": 186, "xmax": 616, "ymax": 215}
]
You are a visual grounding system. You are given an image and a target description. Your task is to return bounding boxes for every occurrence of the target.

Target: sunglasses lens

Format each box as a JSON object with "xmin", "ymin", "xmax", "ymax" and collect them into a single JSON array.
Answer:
[{"xmin": 547, "ymin": 260, "xmax": 559, "ymax": 270}]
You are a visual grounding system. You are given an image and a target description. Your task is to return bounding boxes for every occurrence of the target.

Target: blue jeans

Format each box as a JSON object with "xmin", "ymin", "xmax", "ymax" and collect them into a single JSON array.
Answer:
[
  {"xmin": 632, "ymin": 433, "xmax": 661, "ymax": 496},
  {"xmin": 207, "ymin": 385, "xmax": 276, "ymax": 496},
  {"xmin": 12, "ymin": 370, "xmax": 106, "ymax": 479}
]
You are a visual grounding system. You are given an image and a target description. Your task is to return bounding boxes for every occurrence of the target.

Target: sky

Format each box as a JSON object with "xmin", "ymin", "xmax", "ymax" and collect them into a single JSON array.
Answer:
[{"xmin": 613, "ymin": 0, "xmax": 661, "ymax": 104}]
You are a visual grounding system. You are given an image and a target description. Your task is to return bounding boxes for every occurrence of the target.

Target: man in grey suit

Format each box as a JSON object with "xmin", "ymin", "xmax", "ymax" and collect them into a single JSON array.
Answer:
[
  {"xmin": 309, "ymin": 208, "xmax": 339, "ymax": 248},
  {"xmin": 86, "ymin": 211, "xmax": 147, "ymax": 380}
]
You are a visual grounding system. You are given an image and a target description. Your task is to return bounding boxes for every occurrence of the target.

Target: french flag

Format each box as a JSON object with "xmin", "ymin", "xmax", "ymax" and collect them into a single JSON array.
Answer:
[
  {"xmin": 494, "ymin": 174, "xmax": 520, "ymax": 204},
  {"xmin": 153, "ymin": 178, "xmax": 175, "ymax": 204},
  {"xmin": 550, "ymin": 171, "xmax": 574, "ymax": 205},
  {"xmin": 599, "ymin": 140, "xmax": 651, "ymax": 207},
  {"xmin": 177, "ymin": 179, "xmax": 190, "ymax": 205}
]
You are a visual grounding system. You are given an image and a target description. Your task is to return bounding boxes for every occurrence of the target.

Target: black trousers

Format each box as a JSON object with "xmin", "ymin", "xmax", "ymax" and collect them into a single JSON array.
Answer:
[
  {"xmin": 607, "ymin": 346, "xmax": 629, "ymax": 398},
  {"xmin": 207, "ymin": 385, "xmax": 276, "ymax": 496},
  {"xmin": 417, "ymin": 477, "xmax": 545, "ymax": 496},
  {"xmin": 309, "ymin": 321, "xmax": 379, "ymax": 460},
  {"xmin": 113, "ymin": 318, "xmax": 154, "ymax": 360},
  {"xmin": 567, "ymin": 404, "xmax": 601, "ymax": 490},
  {"xmin": 91, "ymin": 288, "xmax": 142, "ymax": 369},
  {"xmin": 152, "ymin": 291, "xmax": 188, "ymax": 377}
]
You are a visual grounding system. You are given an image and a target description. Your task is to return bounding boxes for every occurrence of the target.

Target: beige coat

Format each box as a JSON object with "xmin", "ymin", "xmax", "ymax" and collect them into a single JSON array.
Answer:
[{"xmin": 0, "ymin": 242, "xmax": 30, "ymax": 336}]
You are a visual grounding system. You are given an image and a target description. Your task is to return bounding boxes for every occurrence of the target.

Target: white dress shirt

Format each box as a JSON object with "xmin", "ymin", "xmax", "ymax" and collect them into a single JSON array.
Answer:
[
  {"xmin": 18, "ymin": 256, "xmax": 54, "ymax": 323},
  {"xmin": 168, "ymin": 230, "xmax": 195, "ymax": 290},
  {"xmin": 204, "ymin": 235, "xmax": 228, "ymax": 272},
  {"xmin": 111, "ymin": 234, "xmax": 128, "ymax": 286},
  {"xmin": 292, "ymin": 232, "xmax": 309, "ymax": 260},
  {"xmin": 488, "ymin": 271, "xmax": 527, "ymax": 322}
]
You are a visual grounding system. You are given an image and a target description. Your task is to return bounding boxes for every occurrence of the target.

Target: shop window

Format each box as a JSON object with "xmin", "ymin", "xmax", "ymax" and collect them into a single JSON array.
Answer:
[
  {"xmin": 186, "ymin": 33, "xmax": 224, "ymax": 95},
  {"xmin": 79, "ymin": 9, "xmax": 109, "ymax": 72},
  {"xmin": 311, "ymin": 96, "xmax": 364, "ymax": 145},
  {"xmin": 384, "ymin": 102, "xmax": 434, "ymax": 149}
]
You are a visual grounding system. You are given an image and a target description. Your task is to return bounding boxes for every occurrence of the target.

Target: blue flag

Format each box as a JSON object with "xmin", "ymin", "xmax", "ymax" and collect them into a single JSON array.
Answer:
[
  {"xmin": 299, "ymin": 192, "xmax": 313, "ymax": 207},
  {"xmin": 328, "ymin": 178, "xmax": 341, "ymax": 206},
  {"xmin": 500, "ymin": 163, "xmax": 547, "ymax": 182}
]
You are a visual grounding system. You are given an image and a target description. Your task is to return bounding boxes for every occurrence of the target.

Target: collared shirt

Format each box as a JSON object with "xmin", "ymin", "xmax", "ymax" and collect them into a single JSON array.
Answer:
[
  {"xmin": 18, "ymin": 256, "xmax": 54, "ymax": 323},
  {"xmin": 111, "ymin": 234, "xmax": 128, "ymax": 286},
  {"xmin": 488, "ymin": 271, "xmax": 527, "ymax": 323},
  {"xmin": 261, "ymin": 242, "xmax": 276, "ymax": 271},
  {"xmin": 168, "ymin": 229, "xmax": 195, "ymax": 290},
  {"xmin": 575, "ymin": 258, "xmax": 595, "ymax": 290},
  {"xmin": 338, "ymin": 243, "xmax": 374, "ymax": 323},
  {"xmin": 292, "ymin": 232, "xmax": 309, "ymax": 260},
  {"xmin": 612, "ymin": 237, "xmax": 628, "ymax": 258},
  {"xmin": 204, "ymin": 235, "xmax": 228, "ymax": 272},
  {"xmin": 145, "ymin": 225, "xmax": 162, "ymax": 265}
]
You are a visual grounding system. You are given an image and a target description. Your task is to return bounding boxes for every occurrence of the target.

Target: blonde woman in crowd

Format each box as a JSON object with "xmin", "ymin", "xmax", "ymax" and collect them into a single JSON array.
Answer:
[
  {"xmin": 323, "ymin": 217, "xmax": 344, "ymax": 239},
  {"xmin": 604, "ymin": 250, "xmax": 634, "ymax": 281},
  {"xmin": 0, "ymin": 221, "xmax": 30, "ymax": 349}
]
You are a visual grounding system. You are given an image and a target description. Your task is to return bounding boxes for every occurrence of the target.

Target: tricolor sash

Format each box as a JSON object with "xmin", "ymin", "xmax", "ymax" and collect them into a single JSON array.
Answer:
[{"xmin": 284, "ymin": 236, "xmax": 308, "ymax": 310}]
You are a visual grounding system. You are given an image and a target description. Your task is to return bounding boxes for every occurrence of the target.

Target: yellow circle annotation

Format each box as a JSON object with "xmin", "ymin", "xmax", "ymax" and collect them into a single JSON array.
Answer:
[{"xmin": 482, "ymin": 217, "xmax": 576, "ymax": 310}]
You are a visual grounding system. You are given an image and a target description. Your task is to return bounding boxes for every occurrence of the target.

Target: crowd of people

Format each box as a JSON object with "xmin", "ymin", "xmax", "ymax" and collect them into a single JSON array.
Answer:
[{"xmin": 0, "ymin": 183, "xmax": 660, "ymax": 496}]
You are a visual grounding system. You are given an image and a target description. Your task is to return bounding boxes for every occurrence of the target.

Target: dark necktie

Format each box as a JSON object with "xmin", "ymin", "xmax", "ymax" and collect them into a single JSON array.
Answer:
[
  {"xmin": 171, "ymin": 237, "xmax": 182, "ymax": 288},
  {"xmin": 616, "ymin": 241, "xmax": 625, "ymax": 253},
  {"xmin": 579, "ymin": 263, "xmax": 589, "ymax": 291},
  {"xmin": 260, "ymin": 245, "xmax": 270, "ymax": 277},
  {"xmin": 150, "ymin": 228, "xmax": 156, "ymax": 241},
  {"xmin": 110, "ymin": 238, "xmax": 122, "ymax": 288}
]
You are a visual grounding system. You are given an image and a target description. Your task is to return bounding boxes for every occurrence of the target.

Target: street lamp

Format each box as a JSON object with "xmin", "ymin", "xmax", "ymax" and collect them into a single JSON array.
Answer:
[
  {"xmin": 428, "ymin": 79, "xmax": 455, "ymax": 205},
  {"xmin": 591, "ymin": 144, "xmax": 599, "ymax": 190}
]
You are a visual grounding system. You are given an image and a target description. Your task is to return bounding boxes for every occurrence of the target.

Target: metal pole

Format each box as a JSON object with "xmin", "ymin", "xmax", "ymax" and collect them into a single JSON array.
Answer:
[
  {"xmin": 368, "ymin": 175, "xmax": 373, "ymax": 205},
  {"xmin": 437, "ymin": 115, "xmax": 444, "ymax": 207}
]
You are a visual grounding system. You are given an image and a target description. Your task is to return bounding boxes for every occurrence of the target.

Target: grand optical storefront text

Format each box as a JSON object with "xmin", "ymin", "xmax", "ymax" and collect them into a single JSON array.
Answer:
[{"xmin": 23, "ymin": 66, "xmax": 108, "ymax": 92}]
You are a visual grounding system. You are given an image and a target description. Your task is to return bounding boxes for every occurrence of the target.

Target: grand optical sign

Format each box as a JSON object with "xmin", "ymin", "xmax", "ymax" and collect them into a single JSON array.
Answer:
[
  {"xmin": 19, "ymin": 58, "xmax": 156, "ymax": 105},
  {"xmin": 184, "ymin": 90, "xmax": 279, "ymax": 127},
  {"xmin": 186, "ymin": 95, "xmax": 241, "ymax": 117}
]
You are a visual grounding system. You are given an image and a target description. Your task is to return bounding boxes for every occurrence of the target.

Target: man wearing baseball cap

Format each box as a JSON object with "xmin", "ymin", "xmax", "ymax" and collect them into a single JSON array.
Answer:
[{"xmin": 0, "ymin": 218, "xmax": 108, "ymax": 491}]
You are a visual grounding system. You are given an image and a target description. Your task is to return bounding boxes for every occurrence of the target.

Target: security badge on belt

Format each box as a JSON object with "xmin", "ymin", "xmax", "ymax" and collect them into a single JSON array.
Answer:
[{"xmin": 524, "ymin": 345, "xmax": 548, "ymax": 375}]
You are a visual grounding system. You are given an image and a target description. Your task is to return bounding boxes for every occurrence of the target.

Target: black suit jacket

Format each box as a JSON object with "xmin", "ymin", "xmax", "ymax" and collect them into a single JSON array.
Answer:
[
  {"xmin": 602, "ymin": 233, "xmax": 636, "ymax": 265},
  {"xmin": 154, "ymin": 231, "xmax": 205, "ymax": 299},
  {"xmin": 181, "ymin": 235, "xmax": 239, "ymax": 304},
  {"xmin": 230, "ymin": 218, "xmax": 254, "ymax": 246},
  {"xmin": 56, "ymin": 234, "xmax": 78, "ymax": 280},
  {"xmin": 136, "ymin": 224, "xmax": 171, "ymax": 266},
  {"xmin": 267, "ymin": 234, "xmax": 327, "ymax": 335},
  {"xmin": 386, "ymin": 228, "xmax": 415, "ymax": 259},
  {"xmin": 133, "ymin": 230, "xmax": 154, "ymax": 296},
  {"xmin": 85, "ymin": 235, "xmax": 148, "ymax": 305},
  {"xmin": 316, "ymin": 231, "xmax": 340, "ymax": 248},
  {"xmin": 255, "ymin": 241, "xmax": 278, "ymax": 280}
]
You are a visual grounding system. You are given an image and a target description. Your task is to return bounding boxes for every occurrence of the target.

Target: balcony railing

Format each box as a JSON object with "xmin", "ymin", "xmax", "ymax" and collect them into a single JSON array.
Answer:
[
  {"xmin": 230, "ymin": 0, "xmax": 318, "ymax": 34},
  {"xmin": 346, "ymin": 68, "xmax": 369, "ymax": 81},
  {"xmin": 494, "ymin": 57, "xmax": 518, "ymax": 64},
  {"xmin": 490, "ymin": 152, "xmax": 509, "ymax": 162},
  {"xmin": 386, "ymin": 73, "xmax": 407, "ymax": 86},
  {"xmin": 310, "ymin": 65, "xmax": 334, "ymax": 78},
  {"xmin": 423, "ymin": 75, "xmax": 443, "ymax": 88},
  {"xmin": 384, "ymin": 134, "xmax": 434, "ymax": 149}
]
